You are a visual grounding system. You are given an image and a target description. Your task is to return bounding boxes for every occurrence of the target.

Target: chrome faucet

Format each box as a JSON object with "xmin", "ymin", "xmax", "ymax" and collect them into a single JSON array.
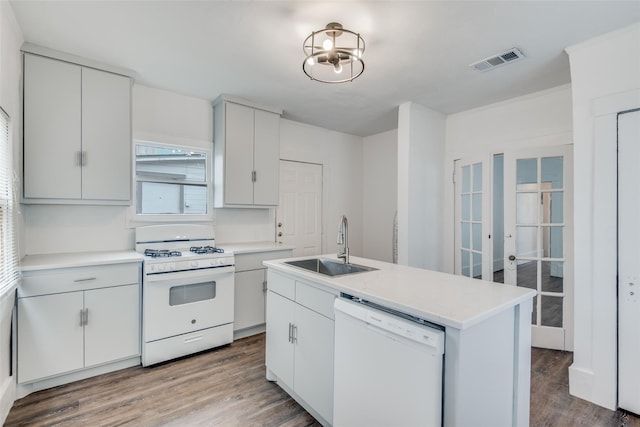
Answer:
[{"xmin": 337, "ymin": 215, "xmax": 349, "ymax": 264}]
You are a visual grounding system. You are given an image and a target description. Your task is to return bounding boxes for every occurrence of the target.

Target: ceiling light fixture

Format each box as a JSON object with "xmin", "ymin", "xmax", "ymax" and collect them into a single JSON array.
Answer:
[{"xmin": 303, "ymin": 22, "xmax": 365, "ymax": 84}]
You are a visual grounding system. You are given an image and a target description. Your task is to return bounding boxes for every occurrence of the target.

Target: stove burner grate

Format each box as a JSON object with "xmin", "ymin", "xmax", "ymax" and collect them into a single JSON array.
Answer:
[
  {"xmin": 144, "ymin": 249, "xmax": 182, "ymax": 258},
  {"xmin": 190, "ymin": 246, "xmax": 224, "ymax": 255}
]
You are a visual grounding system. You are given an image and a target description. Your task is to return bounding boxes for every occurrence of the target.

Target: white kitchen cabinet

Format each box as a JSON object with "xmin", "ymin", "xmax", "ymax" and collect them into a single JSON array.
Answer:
[
  {"xmin": 23, "ymin": 52, "xmax": 131, "ymax": 204},
  {"xmin": 18, "ymin": 263, "xmax": 141, "ymax": 384},
  {"xmin": 234, "ymin": 269, "xmax": 267, "ymax": 331},
  {"xmin": 17, "ymin": 292, "xmax": 85, "ymax": 382},
  {"xmin": 233, "ymin": 248, "xmax": 292, "ymax": 338},
  {"xmin": 213, "ymin": 96, "xmax": 281, "ymax": 207},
  {"xmin": 265, "ymin": 270, "xmax": 336, "ymax": 425},
  {"xmin": 84, "ymin": 284, "xmax": 140, "ymax": 367}
]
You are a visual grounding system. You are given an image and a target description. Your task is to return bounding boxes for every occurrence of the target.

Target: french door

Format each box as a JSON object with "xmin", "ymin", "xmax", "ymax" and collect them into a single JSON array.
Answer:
[
  {"xmin": 454, "ymin": 156, "xmax": 491, "ymax": 280},
  {"xmin": 503, "ymin": 145, "xmax": 573, "ymax": 350}
]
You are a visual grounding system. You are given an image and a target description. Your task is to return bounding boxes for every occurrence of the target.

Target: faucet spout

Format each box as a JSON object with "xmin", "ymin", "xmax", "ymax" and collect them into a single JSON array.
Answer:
[{"xmin": 337, "ymin": 215, "xmax": 349, "ymax": 264}]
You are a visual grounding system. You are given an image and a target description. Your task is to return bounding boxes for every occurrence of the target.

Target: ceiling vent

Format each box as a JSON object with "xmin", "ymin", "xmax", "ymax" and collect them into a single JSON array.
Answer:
[{"xmin": 470, "ymin": 48, "xmax": 525, "ymax": 72}]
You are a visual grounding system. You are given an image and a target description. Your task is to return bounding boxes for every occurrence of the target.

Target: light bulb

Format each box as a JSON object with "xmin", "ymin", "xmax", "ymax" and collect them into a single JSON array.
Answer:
[
  {"xmin": 322, "ymin": 39, "xmax": 333, "ymax": 51},
  {"xmin": 306, "ymin": 57, "xmax": 315, "ymax": 66},
  {"xmin": 334, "ymin": 62, "xmax": 343, "ymax": 74}
]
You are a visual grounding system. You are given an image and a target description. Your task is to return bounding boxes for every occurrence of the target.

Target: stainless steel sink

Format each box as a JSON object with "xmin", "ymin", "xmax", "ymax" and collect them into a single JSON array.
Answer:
[{"xmin": 285, "ymin": 258, "xmax": 377, "ymax": 277}]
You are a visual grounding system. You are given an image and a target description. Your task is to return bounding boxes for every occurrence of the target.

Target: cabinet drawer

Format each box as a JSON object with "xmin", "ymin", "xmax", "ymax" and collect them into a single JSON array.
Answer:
[
  {"xmin": 234, "ymin": 250, "xmax": 292, "ymax": 272},
  {"xmin": 20, "ymin": 263, "xmax": 140, "ymax": 297},
  {"xmin": 267, "ymin": 270, "xmax": 295, "ymax": 300},
  {"xmin": 296, "ymin": 281, "xmax": 337, "ymax": 320}
]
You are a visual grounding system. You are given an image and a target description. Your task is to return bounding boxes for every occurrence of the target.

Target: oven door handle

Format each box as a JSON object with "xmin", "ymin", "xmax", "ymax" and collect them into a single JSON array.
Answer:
[{"xmin": 144, "ymin": 265, "xmax": 235, "ymax": 281}]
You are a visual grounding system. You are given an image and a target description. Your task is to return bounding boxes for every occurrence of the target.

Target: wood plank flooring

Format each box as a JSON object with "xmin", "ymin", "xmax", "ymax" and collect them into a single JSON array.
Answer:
[{"xmin": 6, "ymin": 333, "xmax": 640, "ymax": 426}]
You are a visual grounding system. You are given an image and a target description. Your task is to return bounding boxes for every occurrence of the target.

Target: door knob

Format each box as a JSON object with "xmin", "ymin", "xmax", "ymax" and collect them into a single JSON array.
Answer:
[{"xmin": 508, "ymin": 255, "xmax": 516, "ymax": 261}]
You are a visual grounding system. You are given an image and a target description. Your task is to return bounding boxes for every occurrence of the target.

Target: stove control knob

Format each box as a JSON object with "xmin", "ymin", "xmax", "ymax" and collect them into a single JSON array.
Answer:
[
  {"xmin": 210, "ymin": 259, "xmax": 218, "ymax": 266},
  {"xmin": 149, "ymin": 265, "xmax": 156, "ymax": 272},
  {"xmin": 191, "ymin": 261, "xmax": 198, "ymax": 268},
  {"xmin": 158, "ymin": 264, "xmax": 165, "ymax": 271}
]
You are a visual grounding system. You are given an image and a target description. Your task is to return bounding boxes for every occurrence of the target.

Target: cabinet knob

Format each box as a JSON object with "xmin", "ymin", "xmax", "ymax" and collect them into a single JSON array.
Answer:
[
  {"xmin": 278, "ymin": 222, "xmax": 282, "ymax": 228},
  {"xmin": 508, "ymin": 255, "xmax": 516, "ymax": 261},
  {"xmin": 278, "ymin": 232, "xmax": 282, "ymax": 237}
]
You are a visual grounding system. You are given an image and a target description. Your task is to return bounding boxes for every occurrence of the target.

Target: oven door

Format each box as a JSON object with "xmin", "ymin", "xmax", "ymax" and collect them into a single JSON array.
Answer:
[{"xmin": 143, "ymin": 266, "xmax": 234, "ymax": 342}]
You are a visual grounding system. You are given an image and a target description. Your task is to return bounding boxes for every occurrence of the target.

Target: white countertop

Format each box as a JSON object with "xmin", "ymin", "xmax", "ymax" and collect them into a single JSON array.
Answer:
[
  {"xmin": 264, "ymin": 254, "xmax": 536, "ymax": 330},
  {"xmin": 217, "ymin": 241, "xmax": 295, "ymax": 255},
  {"xmin": 20, "ymin": 251, "xmax": 144, "ymax": 272}
]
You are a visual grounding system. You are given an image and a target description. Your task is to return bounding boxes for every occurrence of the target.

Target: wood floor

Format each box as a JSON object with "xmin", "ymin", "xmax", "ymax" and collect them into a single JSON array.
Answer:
[{"xmin": 6, "ymin": 333, "xmax": 640, "ymax": 427}]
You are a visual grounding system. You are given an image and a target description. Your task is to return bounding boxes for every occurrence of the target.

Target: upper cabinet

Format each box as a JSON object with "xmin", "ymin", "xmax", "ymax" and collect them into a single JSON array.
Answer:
[
  {"xmin": 213, "ymin": 96, "xmax": 282, "ymax": 207},
  {"xmin": 23, "ymin": 50, "xmax": 132, "ymax": 204}
]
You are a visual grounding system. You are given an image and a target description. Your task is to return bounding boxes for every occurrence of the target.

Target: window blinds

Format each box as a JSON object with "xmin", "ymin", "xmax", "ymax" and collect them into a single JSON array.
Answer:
[{"xmin": 0, "ymin": 107, "xmax": 18, "ymax": 296}]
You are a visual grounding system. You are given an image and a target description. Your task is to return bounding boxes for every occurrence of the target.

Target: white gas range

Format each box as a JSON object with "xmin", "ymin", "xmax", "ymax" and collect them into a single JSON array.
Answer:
[{"xmin": 135, "ymin": 224, "xmax": 235, "ymax": 366}]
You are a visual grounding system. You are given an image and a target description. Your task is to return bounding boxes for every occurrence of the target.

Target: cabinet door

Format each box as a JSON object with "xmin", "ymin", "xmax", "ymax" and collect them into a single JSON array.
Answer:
[
  {"xmin": 23, "ymin": 54, "xmax": 82, "ymax": 199},
  {"xmin": 84, "ymin": 284, "xmax": 140, "ymax": 367},
  {"xmin": 253, "ymin": 109, "xmax": 280, "ymax": 205},
  {"xmin": 224, "ymin": 102, "xmax": 255, "ymax": 205},
  {"xmin": 265, "ymin": 290, "xmax": 295, "ymax": 389},
  {"xmin": 81, "ymin": 68, "xmax": 131, "ymax": 201},
  {"xmin": 17, "ymin": 292, "xmax": 84, "ymax": 383},
  {"xmin": 234, "ymin": 269, "xmax": 266, "ymax": 331},
  {"xmin": 294, "ymin": 305, "xmax": 335, "ymax": 423}
]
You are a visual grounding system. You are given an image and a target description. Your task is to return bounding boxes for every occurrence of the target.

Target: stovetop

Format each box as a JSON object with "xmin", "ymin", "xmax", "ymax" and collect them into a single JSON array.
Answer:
[{"xmin": 143, "ymin": 246, "xmax": 225, "ymax": 258}]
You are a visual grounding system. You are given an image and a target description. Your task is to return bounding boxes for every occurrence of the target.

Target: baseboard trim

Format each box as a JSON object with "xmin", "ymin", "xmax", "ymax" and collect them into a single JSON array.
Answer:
[
  {"xmin": 569, "ymin": 363, "xmax": 616, "ymax": 411},
  {"xmin": 16, "ymin": 357, "xmax": 140, "ymax": 399}
]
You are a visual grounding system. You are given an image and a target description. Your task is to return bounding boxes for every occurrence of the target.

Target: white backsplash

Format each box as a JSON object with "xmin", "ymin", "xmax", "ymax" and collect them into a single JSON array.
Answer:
[{"xmin": 214, "ymin": 208, "xmax": 276, "ymax": 244}]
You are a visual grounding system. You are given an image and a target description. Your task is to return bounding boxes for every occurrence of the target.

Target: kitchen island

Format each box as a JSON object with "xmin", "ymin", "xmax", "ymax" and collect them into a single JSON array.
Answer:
[{"xmin": 264, "ymin": 254, "xmax": 536, "ymax": 427}]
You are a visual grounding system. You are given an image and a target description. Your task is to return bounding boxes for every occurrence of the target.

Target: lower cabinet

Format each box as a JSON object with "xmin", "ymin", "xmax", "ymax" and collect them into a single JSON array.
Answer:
[
  {"xmin": 18, "ymin": 263, "xmax": 141, "ymax": 384},
  {"xmin": 265, "ymin": 270, "xmax": 336, "ymax": 425},
  {"xmin": 233, "ymin": 249, "xmax": 292, "ymax": 337},
  {"xmin": 234, "ymin": 269, "xmax": 267, "ymax": 331}
]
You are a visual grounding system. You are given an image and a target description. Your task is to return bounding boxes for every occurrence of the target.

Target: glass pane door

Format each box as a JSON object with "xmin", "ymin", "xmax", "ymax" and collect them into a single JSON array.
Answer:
[
  {"xmin": 454, "ymin": 157, "xmax": 490, "ymax": 280},
  {"xmin": 504, "ymin": 145, "xmax": 573, "ymax": 350}
]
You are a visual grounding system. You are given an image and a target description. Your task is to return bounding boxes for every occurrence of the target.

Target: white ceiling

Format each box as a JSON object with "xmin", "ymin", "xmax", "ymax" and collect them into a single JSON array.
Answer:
[{"xmin": 9, "ymin": 1, "xmax": 640, "ymax": 137}]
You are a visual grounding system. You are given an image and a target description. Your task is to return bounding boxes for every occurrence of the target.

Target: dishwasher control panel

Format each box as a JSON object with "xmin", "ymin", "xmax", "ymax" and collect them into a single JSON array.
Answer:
[{"xmin": 334, "ymin": 296, "xmax": 445, "ymax": 352}]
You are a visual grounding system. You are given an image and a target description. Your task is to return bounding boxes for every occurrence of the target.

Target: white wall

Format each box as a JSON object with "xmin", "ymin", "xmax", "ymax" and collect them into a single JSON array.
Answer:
[
  {"xmin": 0, "ymin": 1, "xmax": 23, "ymax": 422},
  {"xmin": 280, "ymin": 119, "xmax": 363, "ymax": 256},
  {"xmin": 566, "ymin": 23, "xmax": 640, "ymax": 411},
  {"xmin": 362, "ymin": 129, "xmax": 397, "ymax": 262},
  {"xmin": 397, "ymin": 102, "xmax": 446, "ymax": 271},
  {"xmin": 443, "ymin": 85, "xmax": 573, "ymax": 274}
]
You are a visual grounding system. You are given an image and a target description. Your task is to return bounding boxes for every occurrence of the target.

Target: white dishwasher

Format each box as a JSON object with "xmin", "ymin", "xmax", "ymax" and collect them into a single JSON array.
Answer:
[{"xmin": 333, "ymin": 297, "xmax": 445, "ymax": 427}]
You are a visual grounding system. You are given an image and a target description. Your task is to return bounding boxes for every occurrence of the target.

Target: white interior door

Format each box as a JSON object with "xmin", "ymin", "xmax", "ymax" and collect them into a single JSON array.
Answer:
[
  {"xmin": 618, "ymin": 109, "xmax": 640, "ymax": 414},
  {"xmin": 503, "ymin": 145, "xmax": 573, "ymax": 350},
  {"xmin": 454, "ymin": 156, "xmax": 491, "ymax": 279},
  {"xmin": 276, "ymin": 160, "xmax": 322, "ymax": 257}
]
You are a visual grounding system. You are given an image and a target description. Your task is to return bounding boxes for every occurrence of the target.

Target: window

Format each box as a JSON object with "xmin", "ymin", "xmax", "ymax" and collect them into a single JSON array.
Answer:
[
  {"xmin": 0, "ymin": 107, "xmax": 19, "ymax": 296},
  {"xmin": 134, "ymin": 141, "xmax": 211, "ymax": 220}
]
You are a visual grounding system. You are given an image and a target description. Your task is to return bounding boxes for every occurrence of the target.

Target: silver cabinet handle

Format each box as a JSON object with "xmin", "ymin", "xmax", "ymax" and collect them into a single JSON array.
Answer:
[
  {"xmin": 288, "ymin": 322, "xmax": 292, "ymax": 343},
  {"xmin": 292, "ymin": 325, "xmax": 298, "ymax": 344},
  {"xmin": 81, "ymin": 151, "xmax": 87, "ymax": 167},
  {"xmin": 263, "ymin": 280, "xmax": 267, "ymax": 293},
  {"xmin": 74, "ymin": 277, "xmax": 97, "ymax": 283},
  {"xmin": 75, "ymin": 151, "xmax": 82, "ymax": 167},
  {"xmin": 84, "ymin": 308, "xmax": 89, "ymax": 326},
  {"xmin": 80, "ymin": 309, "xmax": 84, "ymax": 326}
]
